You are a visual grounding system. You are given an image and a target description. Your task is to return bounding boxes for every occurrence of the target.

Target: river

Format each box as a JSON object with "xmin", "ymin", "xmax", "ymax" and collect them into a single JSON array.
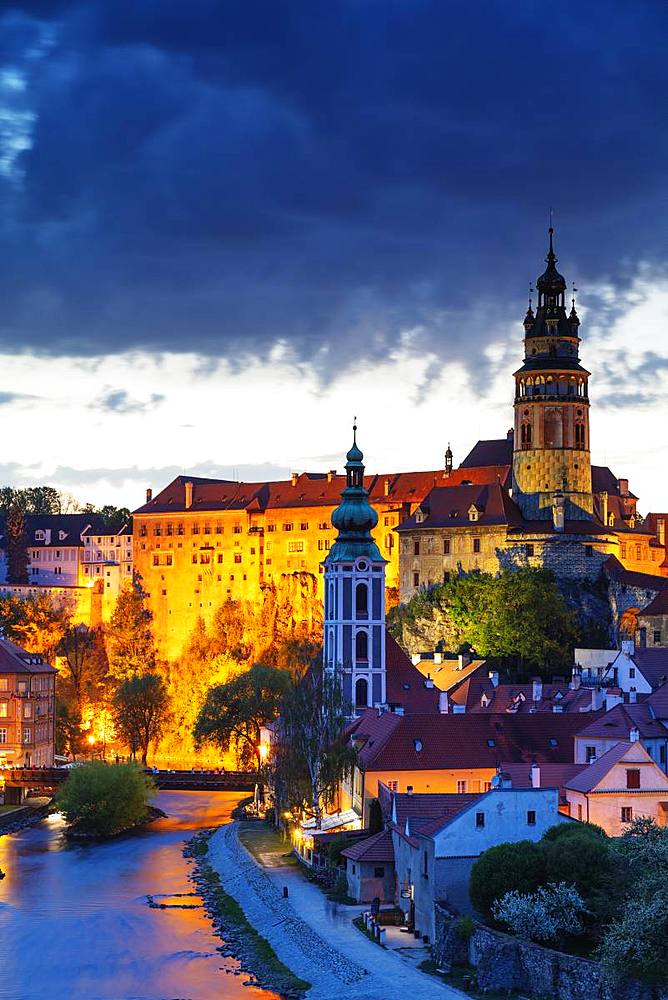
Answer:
[{"xmin": 0, "ymin": 791, "xmax": 280, "ymax": 1000}]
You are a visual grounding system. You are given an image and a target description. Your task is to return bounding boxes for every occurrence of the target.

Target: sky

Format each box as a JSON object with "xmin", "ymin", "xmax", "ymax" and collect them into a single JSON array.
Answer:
[{"xmin": 0, "ymin": 1, "xmax": 666, "ymax": 512}]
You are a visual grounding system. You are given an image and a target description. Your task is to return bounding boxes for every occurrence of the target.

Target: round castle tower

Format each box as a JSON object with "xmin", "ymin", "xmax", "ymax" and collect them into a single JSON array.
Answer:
[{"xmin": 512, "ymin": 228, "xmax": 593, "ymax": 523}]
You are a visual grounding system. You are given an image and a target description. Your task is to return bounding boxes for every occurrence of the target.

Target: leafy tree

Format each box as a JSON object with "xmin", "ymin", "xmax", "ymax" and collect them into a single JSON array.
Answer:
[
  {"xmin": 55, "ymin": 701, "xmax": 86, "ymax": 759},
  {"xmin": 5, "ymin": 501, "xmax": 29, "ymax": 584},
  {"xmin": 0, "ymin": 592, "xmax": 72, "ymax": 659},
  {"xmin": 541, "ymin": 821, "xmax": 606, "ymax": 842},
  {"xmin": 542, "ymin": 827, "xmax": 618, "ymax": 926},
  {"xmin": 493, "ymin": 882, "xmax": 588, "ymax": 944},
  {"xmin": 271, "ymin": 667, "xmax": 356, "ymax": 827},
  {"xmin": 96, "ymin": 506, "xmax": 131, "ymax": 532},
  {"xmin": 0, "ymin": 486, "xmax": 63, "ymax": 516},
  {"xmin": 111, "ymin": 673, "xmax": 170, "ymax": 765},
  {"xmin": 105, "ymin": 578, "xmax": 156, "ymax": 681},
  {"xmin": 193, "ymin": 663, "xmax": 290, "ymax": 767},
  {"xmin": 57, "ymin": 761, "xmax": 156, "ymax": 837},
  {"xmin": 469, "ymin": 840, "xmax": 545, "ymax": 917},
  {"xmin": 57, "ymin": 624, "xmax": 108, "ymax": 713},
  {"xmin": 597, "ymin": 891, "xmax": 668, "ymax": 985}
]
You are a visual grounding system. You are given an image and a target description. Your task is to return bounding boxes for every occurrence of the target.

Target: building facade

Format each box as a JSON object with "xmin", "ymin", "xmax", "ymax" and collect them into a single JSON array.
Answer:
[{"xmin": 0, "ymin": 638, "xmax": 57, "ymax": 770}]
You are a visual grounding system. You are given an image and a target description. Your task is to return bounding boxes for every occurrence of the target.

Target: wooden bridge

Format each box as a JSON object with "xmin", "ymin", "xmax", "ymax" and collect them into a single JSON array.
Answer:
[{"xmin": 2, "ymin": 767, "xmax": 260, "ymax": 803}]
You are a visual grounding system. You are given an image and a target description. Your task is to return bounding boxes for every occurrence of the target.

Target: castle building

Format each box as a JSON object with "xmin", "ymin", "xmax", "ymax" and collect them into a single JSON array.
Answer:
[{"xmin": 397, "ymin": 230, "xmax": 666, "ymax": 601}]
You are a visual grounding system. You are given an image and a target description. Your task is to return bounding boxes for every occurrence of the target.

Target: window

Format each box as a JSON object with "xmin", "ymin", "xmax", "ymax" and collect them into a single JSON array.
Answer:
[
  {"xmin": 355, "ymin": 677, "xmax": 368, "ymax": 708},
  {"xmin": 282, "ymin": 523, "xmax": 294, "ymax": 532},
  {"xmin": 526, "ymin": 543, "xmax": 534, "ymax": 557},
  {"xmin": 266, "ymin": 524, "xmax": 276, "ymax": 533},
  {"xmin": 217, "ymin": 554, "xmax": 223, "ymax": 564},
  {"xmin": 0, "ymin": 679, "xmax": 7, "ymax": 692},
  {"xmin": 318, "ymin": 522, "xmax": 328, "ymax": 530},
  {"xmin": 0, "ymin": 728, "xmax": 6, "ymax": 744},
  {"xmin": 444, "ymin": 539, "xmax": 451, "ymax": 555},
  {"xmin": 413, "ymin": 572, "xmax": 419, "ymax": 588},
  {"xmin": 456, "ymin": 780, "xmax": 467, "ymax": 793},
  {"xmin": 191, "ymin": 554, "xmax": 197, "ymax": 564},
  {"xmin": 288, "ymin": 540, "xmax": 304, "ymax": 553},
  {"xmin": 585, "ymin": 745, "xmax": 596, "ymax": 763},
  {"xmin": 355, "ymin": 583, "xmax": 368, "ymax": 617},
  {"xmin": 423, "ymin": 850, "xmax": 428, "ymax": 878},
  {"xmin": 621, "ymin": 807, "xmax": 633, "ymax": 823},
  {"xmin": 355, "ymin": 631, "xmax": 368, "ymax": 662},
  {"xmin": 234, "ymin": 554, "xmax": 242, "ymax": 564},
  {"xmin": 626, "ymin": 769, "xmax": 640, "ymax": 789},
  {"xmin": 414, "ymin": 541, "xmax": 420, "ymax": 556},
  {"xmin": 300, "ymin": 522, "xmax": 309, "ymax": 531},
  {"xmin": 23, "ymin": 728, "xmax": 31, "ymax": 743},
  {"xmin": 373, "ymin": 867, "xmax": 385, "ymax": 879},
  {"xmin": 527, "ymin": 810, "xmax": 536, "ymax": 826},
  {"xmin": 654, "ymin": 630, "xmax": 662, "ymax": 644},
  {"xmin": 233, "ymin": 525, "xmax": 243, "ymax": 534},
  {"xmin": 548, "ymin": 738, "xmax": 558, "ymax": 747},
  {"xmin": 192, "ymin": 524, "xmax": 200, "ymax": 535},
  {"xmin": 0, "ymin": 703, "xmax": 7, "ymax": 717},
  {"xmin": 473, "ymin": 538, "xmax": 481, "ymax": 553},
  {"xmin": 475, "ymin": 812, "xmax": 485, "ymax": 829},
  {"xmin": 24, "ymin": 703, "xmax": 31, "ymax": 718}
]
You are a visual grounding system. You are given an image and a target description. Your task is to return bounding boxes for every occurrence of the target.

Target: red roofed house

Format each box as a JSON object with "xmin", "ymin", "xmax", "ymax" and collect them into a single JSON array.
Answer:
[
  {"xmin": 0, "ymin": 638, "xmax": 57, "ymax": 775},
  {"xmin": 563, "ymin": 738, "xmax": 668, "ymax": 835},
  {"xmin": 341, "ymin": 828, "xmax": 395, "ymax": 903}
]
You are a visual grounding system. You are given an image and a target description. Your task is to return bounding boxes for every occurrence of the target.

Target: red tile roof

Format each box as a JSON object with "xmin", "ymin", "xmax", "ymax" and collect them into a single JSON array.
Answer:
[
  {"xmin": 350, "ymin": 712, "xmax": 595, "ymax": 771},
  {"xmin": 385, "ymin": 633, "xmax": 441, "ymax": 713},
  {"xmin": 391, "ymin": 790, "xmax": 482, "ymax": 828},
  {"xmin": 500, "ymin": 762, "xmax": 586, "ymax": 790},
  {"xmin": 396, "ymin": 482, "xmax": 522, "ymax": 533},
  {"xmin": 460, "ymin": 439, "xmax": 512, "ymax": 468},
  {"xmin": 452, "ymin": 678, "xmax": 595, "ymax": 715},
  {"xmin": 631, "ymin": 649, "xmax": 668, "ymax": 689},
  {"xmin": 563, "ymin": 742, "xmax": 635, "ymax": 792},
  {"xmin": 341, "ymin": 828, "xmax": 394, "ymax": 863},
  {"xmin": 414, "ymin": 796, "xmax": 485, "ymax": 837},
  {"xmin": 575, "ymin": 702, "xmax": 667, "ymax": 741}
]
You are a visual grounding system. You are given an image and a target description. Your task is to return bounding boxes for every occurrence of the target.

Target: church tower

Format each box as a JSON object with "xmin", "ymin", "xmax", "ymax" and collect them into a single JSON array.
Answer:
[
  {"xmin": 512, "ymin": 229, "xmax": 593, "ymax": 523},
  {"xmin": 323, "ymin": 425, "xmax": 387, "ymax": 713}
]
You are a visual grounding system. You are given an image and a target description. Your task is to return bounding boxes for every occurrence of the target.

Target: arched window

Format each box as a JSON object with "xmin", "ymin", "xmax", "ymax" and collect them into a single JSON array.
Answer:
[
  {"xmin": 521, "ymin": 422, "xmax": 532, "ymax": 448},
  {"xmin": 355, "ymin": 677, "xmax": 368, "ymax": 708},
  {"xmin": 328, "ymin": 628, "xmax": 335, "ymax": 665},
  {"xmin": 328, "ymin": 583, "xmax": 335, "ymax": 616},
  {"xmin": 355, "ymin": 582, "xmax": 368, "ymax": 617},
  {"xmin": 355, "ymin": 630, "xmax": 368, "ymax": 662},
  {"xmin": 575, "ymin": 422, "xmax": 585, "ymax": 448}
]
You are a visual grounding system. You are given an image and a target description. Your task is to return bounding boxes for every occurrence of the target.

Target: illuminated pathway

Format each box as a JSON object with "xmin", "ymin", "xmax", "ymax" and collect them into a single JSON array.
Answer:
[{"xmin": 208, "ymin": 821, "xmax": 465, "ymax": 999}]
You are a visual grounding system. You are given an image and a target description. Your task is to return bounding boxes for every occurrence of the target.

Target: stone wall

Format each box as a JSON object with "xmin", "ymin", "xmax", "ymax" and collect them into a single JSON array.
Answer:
[{"xmin": 434, "ymin": 904, "xmax": 668, "ymax": 1000}]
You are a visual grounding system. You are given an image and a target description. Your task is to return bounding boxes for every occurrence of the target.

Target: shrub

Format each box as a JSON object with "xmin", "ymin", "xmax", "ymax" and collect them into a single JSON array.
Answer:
[
  {"xmin": 493, "ymin": 882, "xmax": 588, "ymax": 944},
  {"xmin": 543, "ymin": 828, "xmax": 617, "ymax": 925},
  {"xmin": 542, "ymin": 821, "xmax": 606, "ymax": 842},
  {"xmin": 597, "ymin": 890, "xmax": 668, "ymax": 985},
  {"xmin": 57, "ymin": 762, "xmax": 156, "ymax": 837},
  {"xmin": 469, "ymin": 841, "xmax": 545, "ymax": 918}
]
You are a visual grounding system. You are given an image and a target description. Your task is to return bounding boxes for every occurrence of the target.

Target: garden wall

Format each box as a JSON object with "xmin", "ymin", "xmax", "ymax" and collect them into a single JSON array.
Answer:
[{"xmin": 434, "ymin": 904, "xmax": 668, "ymax": 1000}]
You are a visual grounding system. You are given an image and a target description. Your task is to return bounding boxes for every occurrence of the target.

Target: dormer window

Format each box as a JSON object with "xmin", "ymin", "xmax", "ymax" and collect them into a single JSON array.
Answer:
[
  {"xmin": 413, "ymin": 739, "xmax": 423, "ymax": 752},
  {"xmin": 468, "ymin": 505, "xmax": 479, "ymax": 522},
  {"xmin": 35, "ymin": 530, "xmax": 45, "ymax": 541},
  {"xmin": 59, "ymin": 531, "xmax": 67, "ymax": 541},
  {"xmin": 415, "ymin": 509, "xmax": 425, "ymax": 524}
]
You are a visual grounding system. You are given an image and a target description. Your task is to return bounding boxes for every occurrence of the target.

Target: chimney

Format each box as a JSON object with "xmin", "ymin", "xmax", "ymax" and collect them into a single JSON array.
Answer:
[
  {"xmin": 438, "ymin": 691, "xmax": 449, "ymax": 714},
  {"xmin": 658, "ymin": 518, "xmax": 666, "ymax": 547},
  {"xmin": 434, "ymin": 651, "xmax": 442, "ymax": 665},
  {"xmin": 621, "ymin": 639, "xmax": 635, "ymax": 656},
  {"xmin": 570, "ymin": 667, "xmax": 582, "ymax": 691},
  {"xmin": 458, "ymin": 652, "xmax": 471, "ymax": 670},
  {"xmin": 552, "ymin": 495, "xmax": 565, "ymax": 533},
  {"xmin": 291, "ymin": 472, "xmax": 298, "ymax": 487},
  {"xmin": 406, "ymin": 785, "xmax": 414, "ymax": 796},
  {"xmin": 411, "ymin": 654, "xmax": 421, "ymax": 666},
  {"xmin": 532, "ymin": 677, "xmax": 543, "ymax": 702},
  {"xmin": 629, "ymin": 690, "xmax": 637, "ymax": 704},
  {"xmin": 530, "ymin": 763, "xmax": 541, "ymax": 788},
  {"xmin": 619, "ymin": 478, "xmax": 629, "ymax": 496},
  {"xmin": 424, "ymin": 674, "xmax": 434, "ymax": 689},
  {"xmin": 146, "ymin": 487, "xmax": 153, "ymax": 503},
  {"xmin": 384, "ymin": 478, "xmax": 390, "ymax": 496},
  {"xmin": 184, "ymin": 481, "xmax": 193, "ymax": 510},
  {"xmin": 629, "ymin": 727, "xmax": 640, "ymax": 743},
  {"xmin": 488, "ymin": 670, "xmax": 499, "ymax": 688},
  {"xmin": 601, "ymin": 491, "xmax": 608, "ymax": 526},
  {"xmin": 506, "ymin": 428, "xmax": 514, "ymax": 441},
  {"xmin": 605, "ymin": 688, "xmax": 624, "ymax": 711}
]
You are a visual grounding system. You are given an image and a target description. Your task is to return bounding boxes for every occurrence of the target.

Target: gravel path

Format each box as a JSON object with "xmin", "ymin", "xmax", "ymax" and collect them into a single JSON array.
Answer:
[{"xmin": 207, "ymin": 822, "xmax": 464, "ymax": 999}]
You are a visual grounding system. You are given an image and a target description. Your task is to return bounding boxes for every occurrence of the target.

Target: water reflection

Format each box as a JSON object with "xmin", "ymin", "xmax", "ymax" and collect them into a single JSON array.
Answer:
[{"xmin": 0, "ymin": 791, "xmax": 279, "ymax": 1000}]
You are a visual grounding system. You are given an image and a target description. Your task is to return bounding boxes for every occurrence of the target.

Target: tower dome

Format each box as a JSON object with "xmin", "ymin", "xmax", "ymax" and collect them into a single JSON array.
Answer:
[{"xmin": 328, "ymin": 424, "xmax": 383, "ymax": 562}]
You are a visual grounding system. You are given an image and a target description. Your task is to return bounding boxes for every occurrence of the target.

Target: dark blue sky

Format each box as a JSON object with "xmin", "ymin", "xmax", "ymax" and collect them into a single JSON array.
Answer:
[{"xmin": 1, "ymin": 0, "xmax": 666, "ymax": 379}]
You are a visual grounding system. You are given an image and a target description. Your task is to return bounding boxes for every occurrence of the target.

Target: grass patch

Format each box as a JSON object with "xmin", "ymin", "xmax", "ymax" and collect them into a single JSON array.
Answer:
[
  {"xmin": 0, "ymin": 804, "xmax": 21, "ymax": 814},
  {"xmin": 353, "ymin": 915, "xmax": 387, "ymax": 948},
  {"xmin": 188, "ymin": 832, "xmax": 310, "ymax": 995},
  {"xmin": 418, "ymin": 959, "xmax": 519, "ymax": 999},
  {"xmin": 238, "ymin": 820, "xmax": 299, "ymax": 866}
]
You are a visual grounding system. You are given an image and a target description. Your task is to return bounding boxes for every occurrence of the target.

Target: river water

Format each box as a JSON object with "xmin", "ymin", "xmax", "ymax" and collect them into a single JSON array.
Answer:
[{"xmin": 0, "ymin": 791, "xmax": 280, "ymax": 1000}]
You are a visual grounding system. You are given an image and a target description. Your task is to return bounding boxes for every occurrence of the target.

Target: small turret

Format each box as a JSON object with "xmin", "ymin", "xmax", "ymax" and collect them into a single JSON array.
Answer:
[{"xmin": 444, "ymin": 443, "xmax": 453, "ymax": 476}]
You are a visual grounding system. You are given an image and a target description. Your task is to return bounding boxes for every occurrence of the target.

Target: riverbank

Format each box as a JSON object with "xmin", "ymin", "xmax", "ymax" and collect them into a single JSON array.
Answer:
[
  {"xmin": 185, "ymin": 829, "xmax": 311, "ymax": 998},
  {"xmin": 206, "ymin": 820, "xmax": 465, "ymax": 999},
  {"xmin": 0, "ymin": 798, "xmax": 53, "ymax": 836}
]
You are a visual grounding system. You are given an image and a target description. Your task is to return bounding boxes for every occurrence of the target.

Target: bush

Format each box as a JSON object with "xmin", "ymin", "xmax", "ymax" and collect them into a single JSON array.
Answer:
[
  {"xmin": 469, "ymin": 841, "xmax": 545, "ymax": 918},
  {"xmin": 57, "ymin": 762, "xmax": 156, "ymax": 837},
  {"xmin": 493, "ymin": 882, "xmax": 588, "ymax": 944},
  {"xmin": 597, "ymin": 891, "xmax": 668, "ymax": 985},
  {"xmin": 542, "ymin": 821, "xmax": 606, "ymax": 842},
  {"xmin": 543, "ymin": 829, "xmax": 617, "ymax": 925}
]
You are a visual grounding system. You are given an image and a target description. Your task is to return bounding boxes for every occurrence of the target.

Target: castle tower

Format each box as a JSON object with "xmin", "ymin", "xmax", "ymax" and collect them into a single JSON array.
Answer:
[
  {"xmin": 512, "ymin": 229, "xmax": 593, "ymax": 523},
  {"xmin": 323, "ymin": 425, "xmax": 387, "ymax": 712}
]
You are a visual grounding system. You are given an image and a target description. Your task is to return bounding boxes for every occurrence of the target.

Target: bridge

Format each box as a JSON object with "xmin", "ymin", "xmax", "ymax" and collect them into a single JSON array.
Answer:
[{"xmin": 1, "ymin": 767, "xmax": 260, "ymax": 804}]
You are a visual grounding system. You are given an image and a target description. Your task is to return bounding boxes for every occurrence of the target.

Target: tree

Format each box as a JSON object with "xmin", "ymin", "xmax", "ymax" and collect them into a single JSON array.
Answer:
[
  {"xmin": 493, "ymin": 882, "xmax": 588, "ymax": 945},
  {"xmin": 57, "ymin": 761, "xmax": 156, "ymax": 837},
  {"xmin": 543, "ymin": 826, "xmax": 618, "ymax": 926},
  {"xmin": 193, "ymin": 663, "xmax": 290, "ymax": 768},
  {"xmin": 96, "ymin": 506, "xmax": 131, "ymax": 532},
  {"xmin": 0, "ymin": 486, "xmax": 63, "ymax": 516},
  {"xmin": 105, "ymin": 578, "xmax": 156, "ymax": 681},
  {"xmin": 0, "ymin": 592, "xmax": 72, "ymax": 659},
  {"xmin": 55, "ymin": 701, "xmax": 86, "ymax": 759},
  {"xmin": 5, "ymin": 501, "xmax": 28, "ymax": 584},
  {"xmin": 57, "ymin": 624, "xmax": 108, "ymax": 714},
  {"xmin": 469, "ymin": 840, "xmax": 545, "ymax": 918},
  {"xmin": 597, "ymin": 892, "xmax": 668, "ymax": 985},
  {"xmin": 112, "ymin": 673, "xmax": 170, "ymax": 765},
  {"xmin": 272, "ymin": 667, "xmax": 356, "ymax": 827}
]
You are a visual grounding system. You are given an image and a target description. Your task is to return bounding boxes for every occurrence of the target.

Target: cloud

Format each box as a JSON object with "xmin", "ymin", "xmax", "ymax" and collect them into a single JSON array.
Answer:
[
  {"xmin": 0, "ymin": 390, "xmax": 38, "ymax": 404},
  {"xmin": 96, "ymin": 388, "xmax": 164, "ymax": 414},
  {"xmin": 0, "ymin": 0, "xmax": 663, "ymax": 388}
]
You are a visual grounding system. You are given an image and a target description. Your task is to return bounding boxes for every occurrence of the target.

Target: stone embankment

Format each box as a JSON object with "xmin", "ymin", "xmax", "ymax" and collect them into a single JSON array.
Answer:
[{"xmin": 0, "ymin": 801, "xmax": 53, "ymax": 836}]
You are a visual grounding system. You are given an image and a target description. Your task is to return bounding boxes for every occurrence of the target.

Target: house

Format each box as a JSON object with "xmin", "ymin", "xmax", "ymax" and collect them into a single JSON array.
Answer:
[
  {"xmin": 563, "ymin": 739, "xmax": 668, "ymax": 834},
  {"xmin": 81, "ymin": 521, "xmax": 133, "ymax": 608},
  {"xmin": 446, "ymin": 672, "xmax": 598, "ymax": 714},
  {"xmin": 574, "ymin": 701, "xmax": 668, "ymax": 771},
  {"xmin": 0, "ymin": 638, "xmax": 57, "ymax": 772},
  {"xmin": 389, "ymin": 784, "xmax": 570, "ymax": 941},
  {"xmin": 341, "ymin": 828, "xmax": 395, "ymax": 903},
  {"xmin": 638, "ymin": 588, "xmax": 668, "ymax": 648},
  {"xmin": 341, "ymin": 710, "xmax": 596, "ymax": 823}
]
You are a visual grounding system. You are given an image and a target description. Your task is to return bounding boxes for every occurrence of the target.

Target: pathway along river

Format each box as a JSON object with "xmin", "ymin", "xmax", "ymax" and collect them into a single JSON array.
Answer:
[{"xmin": 0, "ymin": 790, "xmax": 280, "ymax": 1000}]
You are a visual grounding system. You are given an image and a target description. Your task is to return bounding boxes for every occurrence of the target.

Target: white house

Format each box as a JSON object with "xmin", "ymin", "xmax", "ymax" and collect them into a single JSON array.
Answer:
[
  {"xmin": 81, "ymin": 522, "xmax": 133, "ymax": 601},
  {"xmin": 563, "ymin": 739, "xmax": 668, "ymax": 835}
]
